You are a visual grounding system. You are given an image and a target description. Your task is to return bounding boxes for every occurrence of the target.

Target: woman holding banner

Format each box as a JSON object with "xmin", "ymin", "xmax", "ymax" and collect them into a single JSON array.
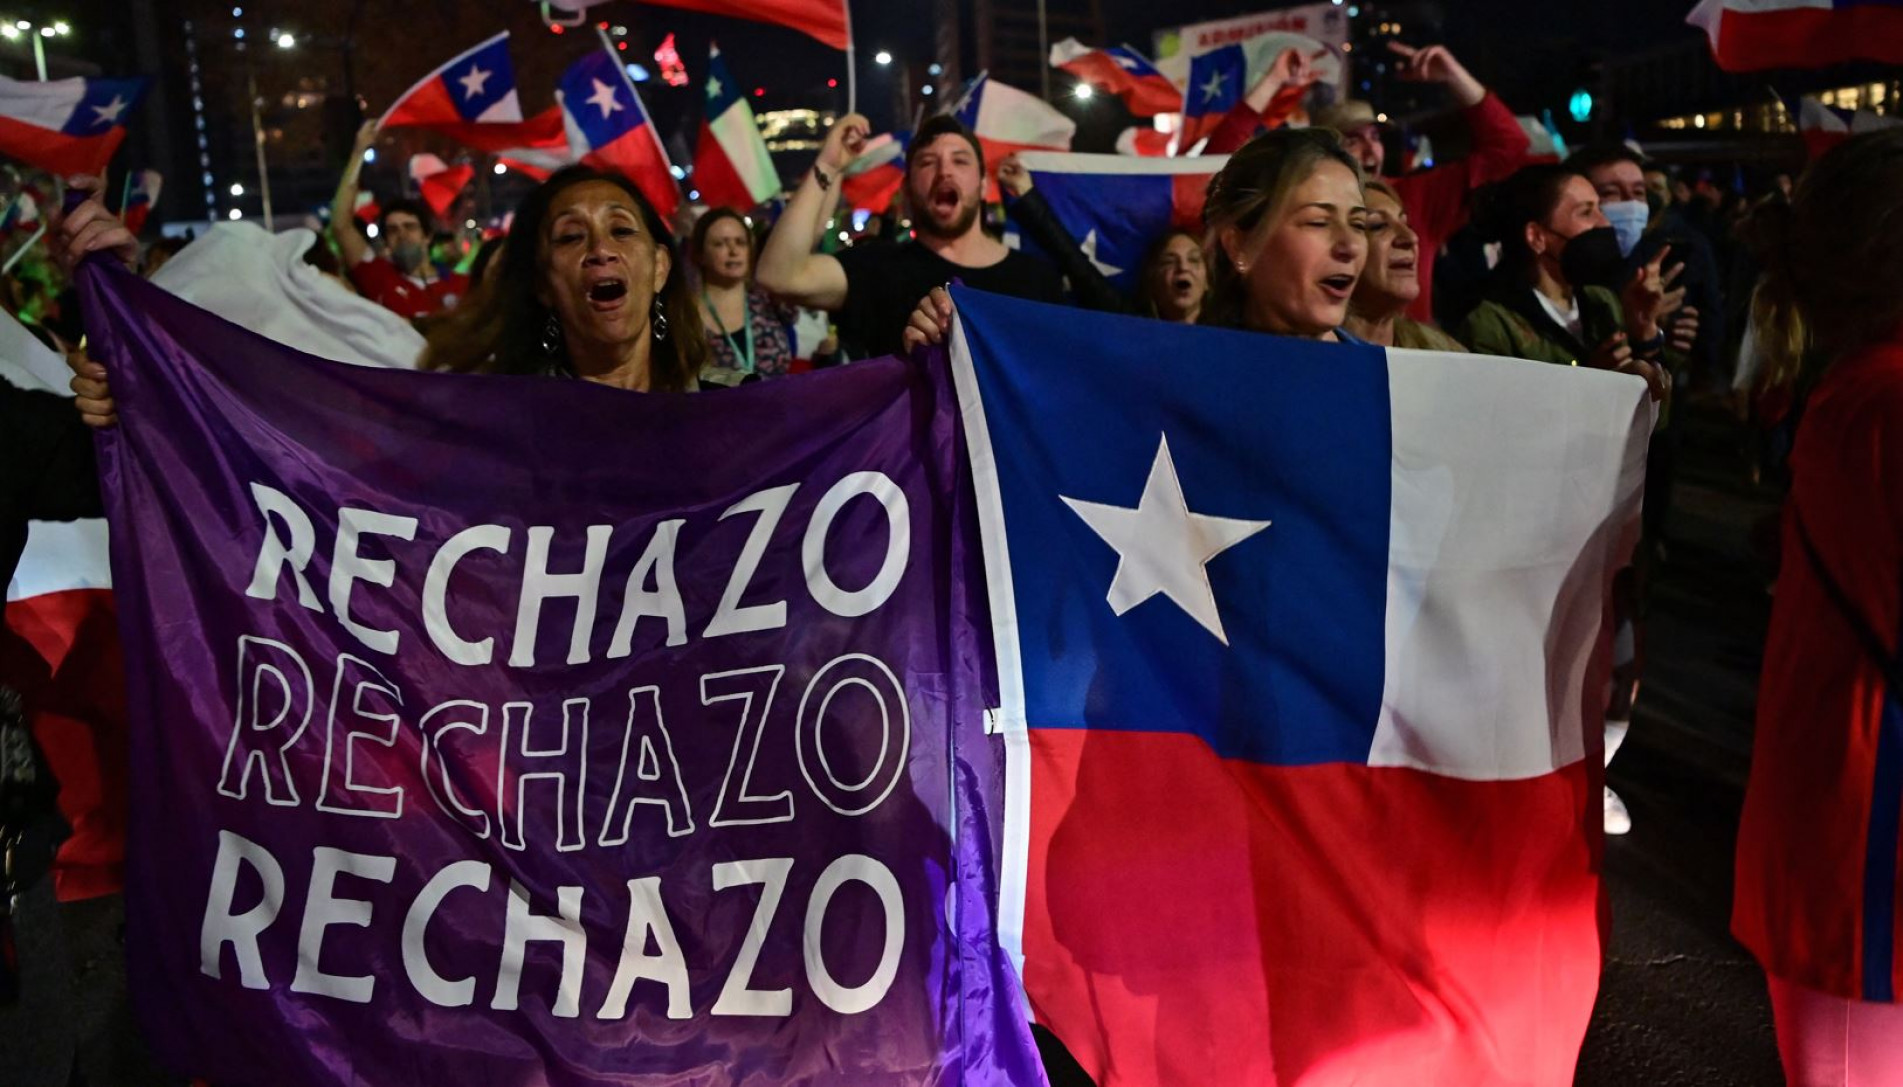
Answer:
[{"xmin": 58, "ymin": 166, "xmax": 708, "ymax": 416}]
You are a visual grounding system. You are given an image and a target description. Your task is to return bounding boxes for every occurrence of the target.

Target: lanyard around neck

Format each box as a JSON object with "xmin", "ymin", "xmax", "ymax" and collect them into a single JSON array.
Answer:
[{"xmin": 702, "ymin": 286, "xmax": 755, "ymax": 374}]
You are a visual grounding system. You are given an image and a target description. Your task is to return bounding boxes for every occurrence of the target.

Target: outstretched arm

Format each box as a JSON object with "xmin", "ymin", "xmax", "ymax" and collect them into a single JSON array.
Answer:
[
  {"xmin": 329, "ymin": 120, "xmax": 380, "ymax": 269},
  {"xmin": 756, "ymin": 113, "xmax": 865, "ymax": 310}
]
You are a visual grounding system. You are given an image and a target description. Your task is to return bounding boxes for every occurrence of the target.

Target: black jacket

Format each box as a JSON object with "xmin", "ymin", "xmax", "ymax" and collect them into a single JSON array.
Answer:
[{"xmin": 2, "ymin": 376, "xmax": 102, "ymax": 592}]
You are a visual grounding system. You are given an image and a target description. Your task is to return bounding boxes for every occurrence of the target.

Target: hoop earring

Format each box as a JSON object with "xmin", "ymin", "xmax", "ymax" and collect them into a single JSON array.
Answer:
[
  {"xmin": 540, "ymin": 312, "xmax": 563, "ymax": 357},
  {"xmin": 652, "ymin": 298, "xmax": 669, "ymax": 342}
]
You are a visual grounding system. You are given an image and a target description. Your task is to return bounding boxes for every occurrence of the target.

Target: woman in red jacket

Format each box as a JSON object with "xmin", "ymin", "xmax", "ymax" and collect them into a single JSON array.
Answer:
[{"xmin": 1732, "ymin": 128, "xmax": 1903, "ymax": 1086}]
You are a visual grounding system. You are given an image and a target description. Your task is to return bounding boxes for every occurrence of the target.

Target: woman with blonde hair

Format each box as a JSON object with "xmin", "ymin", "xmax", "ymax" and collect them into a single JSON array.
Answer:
[
  {"xmin": 901, "ymin": 127, "xmax": 1370, "ymax": 350},
  {"xmin": 1731, "ymin": 127, "xmax": 1903, "ymax": 1087},
  {"xmin": 1343, "ymin": 179, "xmax": 1466, "ymax": 351}
]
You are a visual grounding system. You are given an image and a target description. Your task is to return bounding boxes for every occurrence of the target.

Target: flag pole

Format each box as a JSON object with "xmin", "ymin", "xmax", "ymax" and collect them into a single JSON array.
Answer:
[
  {"xmin": 595, "ymin": 25, "xmax": 682, "ymax": 205},
  {"xmin": 843, "ymin": 0, "xmax": 858, "ymax": 116},
  {"xmin": 3, "ymin": 223, "xmax": 47, "ymax": 275}
]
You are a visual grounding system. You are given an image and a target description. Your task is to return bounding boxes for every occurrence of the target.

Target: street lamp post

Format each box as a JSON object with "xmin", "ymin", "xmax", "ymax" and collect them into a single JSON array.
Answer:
[
  {"xmin": 1, "ymin": 18, "xmax": 72, "ymax": 80},
  {"xmin": 239, "ymin": 26, "xmax": 295, "ymax": 230}
]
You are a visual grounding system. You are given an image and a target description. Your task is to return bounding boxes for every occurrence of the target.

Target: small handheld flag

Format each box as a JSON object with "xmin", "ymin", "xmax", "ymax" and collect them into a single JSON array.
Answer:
[
  {"xmin": 694, "ymin": 43, "xmax": 779, "ymax": 211},
  {"xmin": 0, "ymin": 74, "xmax": 150, "ymax": 176},
  {"xmin": 557, "ymin": 49, "xmax": 681, "ymax": 220}
]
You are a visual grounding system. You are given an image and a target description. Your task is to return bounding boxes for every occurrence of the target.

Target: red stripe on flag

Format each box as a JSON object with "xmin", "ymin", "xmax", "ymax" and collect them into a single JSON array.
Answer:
[
  {"xmin": 380, "ymin": 76, "xmax": 462, "ymax": 129},
  {"xmin": 1706, "ymin": 4, "xmax": 1903, "ymax": 71},
  {"xmin": 693, "ymin": 119, "xmax": 761, "ymax": 212},
  {"xmin": 635, "ymin": 0, "xmax": 849, "ymax": 50},
  {"xmin": 0, "ymin": 114, "xmax": 124, "ymax": 177},
  {"xmin": 3, "ymin": 588, "xmax": 128, "ymax": 902},
  {"xmin": 1021, "ymin": 729, "xmax": 1601, "ymax": 1086}
]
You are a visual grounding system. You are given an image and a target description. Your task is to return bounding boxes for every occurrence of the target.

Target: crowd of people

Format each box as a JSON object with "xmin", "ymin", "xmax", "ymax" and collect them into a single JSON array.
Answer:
[{"xmin": 5, "ymin": 34, "xmax": 1903, "ymax": 1087}]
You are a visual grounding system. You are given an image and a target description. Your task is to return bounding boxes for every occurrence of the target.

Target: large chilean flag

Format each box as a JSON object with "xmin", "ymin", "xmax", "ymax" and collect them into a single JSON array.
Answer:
[
  {"xmin": 693, "ymin": 43, "xmax": 779, "ymax": 211},
  {"xmin": 378, "ymin": 32, "xmax": 532, "ymax": 150},
  {"xmin": 949, "ymin": 288, "xmax": 1650, "ymax": 1086},
  {"xmin": 0, "ymin": 73, "xmax": 149, "ymax": 177},
  {"xmin": 558, "ymin": 50, "xmax": 680, "ymax": 221},
  {"xmin": 1689, "ymin": 0, "xmax": 1903, "ymax": 70},
  {"xmin": 1012, "ymin": 152, "xmax": 1225, "ymax": 293}
]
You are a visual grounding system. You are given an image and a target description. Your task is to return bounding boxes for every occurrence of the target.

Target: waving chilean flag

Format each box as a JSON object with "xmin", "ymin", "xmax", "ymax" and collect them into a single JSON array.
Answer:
[
  {"xmin": 1012, "ymin": 152, "xmax": 1224, "ymax": 293},
  {"xmin": 1690, "ymin": 0, "xmax": 1903, "ymax": 70},
  {"xmin": 949, "ymin": 288, "xmax": 1650, "ymax": 1086},
  {"xmin": 0, "ymin": 73, "xmax": 149, "ymax": 177},
  {"xmin": 1049, "ymin": 40, "xmax": 1182, "ymax": 117},
  {"xmin": 694, "ymin": 44, "xmax": 779, "ymax": 211},
  {"xmin": 558, "ymin": 50, "xmax": 680, "ymax": 220},
  {"xmin": 378, "ymin": 32, "xmax": 530, "ymax": 148}
]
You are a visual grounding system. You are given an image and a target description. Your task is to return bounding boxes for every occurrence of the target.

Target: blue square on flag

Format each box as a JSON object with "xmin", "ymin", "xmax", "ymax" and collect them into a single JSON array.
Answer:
[
  {"xmin": 561, "ymin": 51, "xmax": 649, "ymax": 151},
  {"xmin": 62, "ymin": 77, "xmax": 146, "ymax": 135},
  {"xmin": 1025, "ymin": 171, "xmax": 1173, "ymax": 292},
  {"xmin": 952, "ymin": 288, "xmax": 1392, "ymax": 765},
  {"xmin": 1185, "ymin": 44, "xmax": 1245, "ymax": 118},
  {"xmin": 444, "ymin": 35, "xmax": 517, "ymax": 122}
]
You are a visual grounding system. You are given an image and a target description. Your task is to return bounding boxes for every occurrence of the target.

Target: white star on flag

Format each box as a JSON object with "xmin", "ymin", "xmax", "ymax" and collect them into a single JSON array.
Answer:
[
  {"xmin": 1080, "ymin": 229, "xmax": 1123, "ymax": 278},
  {"xmin": 1114, "ymin": 54, "xmax": 1141, "ymax": 70},
  {"xmin": 1061, "ymin": 434, "xmax": 1270, "ymax": 645},
  {"xmin": 586, "ymin": 78, "xmax": 623, "ymax": 120},
  {"xmin": 706, "ymin": 76, "xmax": 723, "ymax": 100},
  {"xmin": 89, "ymin": 95, "xmax": 128, "ymax": 127},
  {"xmin": 457, "ymin": 65, "xmax": 492, "ymax": 100},
  {"xmin": 1198, "ymin": 69, "xmax": 1229, "ymax": 103}
]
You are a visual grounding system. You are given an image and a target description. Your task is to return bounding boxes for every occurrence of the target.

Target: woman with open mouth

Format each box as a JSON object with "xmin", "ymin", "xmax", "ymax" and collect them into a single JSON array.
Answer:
[
  {"xmin": 1343, "ymin": 180, "xmax": 1467, "ymax": 352},
  {"xmin": 62, "ymin": 166, "xmax": 712, "ymax": 433},
  {"xmin": 902, "ymin": 128, "xmax": 1371, "ymax": 353},
  {"xmin": 418, "ymin": 166, "xmax": 708, "ymax": 390}
]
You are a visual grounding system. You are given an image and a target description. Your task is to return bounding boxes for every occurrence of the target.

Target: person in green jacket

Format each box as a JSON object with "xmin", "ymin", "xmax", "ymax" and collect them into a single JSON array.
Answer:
[{"xmin": 1458, "ymin": 163, "xmax": 1683, "ymax": 397}]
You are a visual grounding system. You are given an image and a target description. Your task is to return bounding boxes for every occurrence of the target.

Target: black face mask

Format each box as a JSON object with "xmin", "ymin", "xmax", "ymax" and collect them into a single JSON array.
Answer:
[{"xmin": 1557, "ymin": 226, "xmax": 1625, "ymax": 290}]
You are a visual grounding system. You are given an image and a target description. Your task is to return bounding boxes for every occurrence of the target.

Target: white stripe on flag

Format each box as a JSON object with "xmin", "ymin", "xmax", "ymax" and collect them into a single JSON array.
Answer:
[
  {"xmin": 0, "ymin": 74, "xmax": 89, "ymax": 132},
  {"xmin": 947, "ymin": 315, "xmax": 1035, "ymax": 1003},
  {"xmin": 1014, "ymin": 150, "xmax": 1228, "ymax": 176},
  {"xmin": 474, "ymin": 89, "xmax": 523, "ymax": 125},
  {"xmin": 711, "ymin": 104, "xmax": 780, "ymax": 202},
  {"xmin": 1369, "ymin": 350, "xmax": 1651, "ymax": 780}
]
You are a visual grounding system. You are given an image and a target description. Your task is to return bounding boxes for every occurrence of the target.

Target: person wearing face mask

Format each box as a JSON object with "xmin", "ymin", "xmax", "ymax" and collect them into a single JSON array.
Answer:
[
  {"xmin": 1458, "ymin": 164, "xmax": 1682, "ymax": 386},
  {"xmin": 329, "ymin": 120, "xmax": 471, "ymax": 321},
  {"xmin": 1569, "ymin": 145, "xmax": 1722, "ymax": 390},
  {"xmin": 69, "ymin": 166, "xmax": 710, "ymax": 425},
  {"xmin": 1344, "ymin": 180, "xmax": 1466, "ymax": 351},
  {"xmin": 757, "ymin": 113, "xmax": 1065, "ymax": 360}
]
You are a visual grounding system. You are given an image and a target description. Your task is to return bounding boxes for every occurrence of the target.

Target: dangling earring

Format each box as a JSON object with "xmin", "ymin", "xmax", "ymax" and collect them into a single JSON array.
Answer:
[
  {"xmin": 651, "ymin": 298, "xmax": 669, "ymax": 342},
  {"xmin": 540, "ymin": 312, "xmax": 562, "ymax": 357}
]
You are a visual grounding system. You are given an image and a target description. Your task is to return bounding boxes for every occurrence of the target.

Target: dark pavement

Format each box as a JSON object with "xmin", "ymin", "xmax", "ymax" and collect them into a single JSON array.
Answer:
[{"xmin": 1578, "ymin": 404, "xmax": 1787, "ymax": 1085}]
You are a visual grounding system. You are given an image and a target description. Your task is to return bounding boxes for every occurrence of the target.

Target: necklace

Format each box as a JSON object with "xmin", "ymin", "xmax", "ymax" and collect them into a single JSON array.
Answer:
[{"xmin": 701, "ymin": 285, "xmax": 755, "ymax": 374}]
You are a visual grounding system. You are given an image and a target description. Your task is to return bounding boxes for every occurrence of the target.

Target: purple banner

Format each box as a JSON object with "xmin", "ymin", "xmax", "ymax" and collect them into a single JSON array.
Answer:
[{"xmin": 78, "ymin": 264, "xmax": 1039, "ymax": 1086}]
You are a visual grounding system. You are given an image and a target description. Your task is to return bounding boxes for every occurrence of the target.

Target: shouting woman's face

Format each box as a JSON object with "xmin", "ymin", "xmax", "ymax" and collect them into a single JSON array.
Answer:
[
  {"xmin": 538, "ymin": 179, "xmax": 671, "ymax": 353},
  {"xmin": 1225, "ymin": 160, "xmax": 1368, "ymax": 338}
]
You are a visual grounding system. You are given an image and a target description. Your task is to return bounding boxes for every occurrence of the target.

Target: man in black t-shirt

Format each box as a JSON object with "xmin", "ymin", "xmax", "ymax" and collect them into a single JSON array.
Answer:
[{"xmin": 757, "ymin": 113, "xmax": 1065, "ymax": 360}]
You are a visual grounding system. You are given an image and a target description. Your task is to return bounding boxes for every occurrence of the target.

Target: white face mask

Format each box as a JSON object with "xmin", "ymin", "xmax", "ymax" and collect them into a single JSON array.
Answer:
[{"xmin": 1602, "ymin": 200, "xmax": 1650, "ymax": 258}]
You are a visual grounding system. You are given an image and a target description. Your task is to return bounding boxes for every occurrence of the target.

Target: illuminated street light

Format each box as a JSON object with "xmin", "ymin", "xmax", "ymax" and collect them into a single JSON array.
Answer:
[
  {"xmin": 275, "ymin": 32, "xmax": 294, "ymax": 48},
  {"xmin": 493, "ymin": 162, "xmax": 506, "ymax": 175},
  {"xmin": 1074, "ymin": 83, "xmax": 1094, "ymax": 101},
  {"xmin": 874, "ymin": 50, "xmax": 892, "ymax": 65},
  {"xmin": 229, "ymin": 182, "xmax": 244, "ymax": 196},
  {"xmin": 3, "ymin": 17, "xmax": 72, "ymax": 79}
]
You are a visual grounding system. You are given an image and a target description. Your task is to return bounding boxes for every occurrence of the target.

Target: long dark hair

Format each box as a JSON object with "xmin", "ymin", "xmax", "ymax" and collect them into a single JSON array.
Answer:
[
  {"xmin": 1474, "ymin": 163, "xmax": 1587, "ymax": 281},
  {"xmin": 1136, "ymin": 227, "xmax": 1205, "ymax": 321},
  {"xmin": 422, "ymin": 166, "xmax": 706, "ymax": 391}
]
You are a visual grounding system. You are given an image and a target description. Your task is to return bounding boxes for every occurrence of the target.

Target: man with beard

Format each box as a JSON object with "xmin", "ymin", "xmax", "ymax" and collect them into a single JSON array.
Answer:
[
  {"xmin": 329, "ymin": 121, "xmax": 469, "ymax": 320},
  {"xmin": 757, "ymin": 113, "xmax": 1066, "ymax": 360}
]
